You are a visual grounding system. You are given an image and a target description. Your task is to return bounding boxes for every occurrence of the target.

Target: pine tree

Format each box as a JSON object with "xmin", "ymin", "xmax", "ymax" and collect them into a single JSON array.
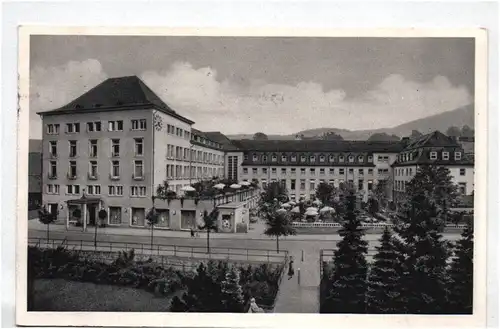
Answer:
[
  {"xmin": 447, "ymin": 219, "xmax": 473, "ymax": 314},
  {"xmin": 182, "ymin": 262, "xmax": 224, "ymax": 312},
  {"xmin": 321, "ymin": 191, "xmax": 368, "ymax": 313},
  {"xmin": 366, "ymin": 226, "xmax": 404, "ymax": 313},
  {"xmin": 221, "ymin": 266, "xmax": 245, "ymax": 312},
  {"xmin": 393, "ymin": 165, "xmax": 456, "ymax": 314}
]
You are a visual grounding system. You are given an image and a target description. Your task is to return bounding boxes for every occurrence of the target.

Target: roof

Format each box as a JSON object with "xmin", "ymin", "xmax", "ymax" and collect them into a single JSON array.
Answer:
[
  {"xmin": 204, "ymin": 131, "xmax": 241, "ymax": 151},
  {"xmin": 37, "ymin": 76, "xmax": 194, "ymax": 125},
  {"xmin": 404, "ymin": 131, "xmax": 459, "ymax": 150},
  {"xmin": 229, "ymin": 139, "xmax": 404, "ymax": 153}
]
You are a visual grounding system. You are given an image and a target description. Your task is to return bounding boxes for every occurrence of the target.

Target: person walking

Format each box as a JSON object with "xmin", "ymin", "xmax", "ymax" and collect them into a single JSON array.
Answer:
[{"xmin": 288, "ymin": 256, "xmax": 295, "ymax": 280}]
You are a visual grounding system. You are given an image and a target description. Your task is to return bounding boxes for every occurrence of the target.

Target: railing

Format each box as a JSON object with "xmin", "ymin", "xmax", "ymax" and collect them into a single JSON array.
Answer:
[
  {"xmin": 28, "ymin": 237, "xmax": 288, "ymax": 264},
  {"xmin": 293, "ymin": 222, "xmax": 468, "ymax": 229}
]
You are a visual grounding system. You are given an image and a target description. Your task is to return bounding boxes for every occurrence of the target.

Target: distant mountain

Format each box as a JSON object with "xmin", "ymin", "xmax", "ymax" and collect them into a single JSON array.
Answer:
[{"xmin": 227, "ymin": 104, "xmax": 474, "ymax": 141}]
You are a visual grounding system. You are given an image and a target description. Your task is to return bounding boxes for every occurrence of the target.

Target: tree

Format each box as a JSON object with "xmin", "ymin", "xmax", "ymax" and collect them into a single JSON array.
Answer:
[
  {"xmin": 146, "ymin": 203, "xmax": 160, "ymax": 251},
  {"xmin": 446, "ymin": 126, "xmax": 461, "ymax": 137},
  {"xmin": 392, "ymin": 165, "xmax": 456, "ymax": 314},
  {"xmin": 221, "ymin": 266, "xmax": 245, "ymax": 312},
  {"xmin": 321, "ymin": 191, "xmax": 368, "ymax": 313},
  {"xmin": 366, "ymin": 226, "xmax": 405, "ymax": 313},
  {"xmin": 182, "ymin": 262, "xmax": 224, "ymax": 312},
  {"xmin": 321, "ymin": 132, "xmax": 344, "ymax": 141},
  {"xmin": 373, "ymin": 180, "xmax": 389, "ymax": 209},
  {"xmin": 257, "ymin": 181, "xmax": 288, "ymax": 216},
  {"xmin": 367, "ymin": 197, "xmax": 379, "ymax": 216},
  {"xmin": 447, "ymin": 218, "xmax": 473, "ymax": 314},
  {"xmin": 263, "ymin": 210, "xmax": 296, "ymax": 253},
  {"xmin": 461, "ymin": 125, "xmax": 474, "ymax": 138},
  {"xmin": 38, "ymin": 205, "xmax": 58, "ymax": 243},
  {"xmin": 156, "ymin": 180, "xmax": 177, "ymax": 204},
  {"xmin": 315, "ymin": 182, "xmax": 335, "ymax": 206},
  {"xmin": 253, "ymin": 132, "xmax": 268, "ymax": 140},
  {"xmin": 410, "ymin": 130, "xmax": 423, "ymax": 138},
  {"xmin": 198, "ymin": 209, "xmax": 219, "ymax": 253}
]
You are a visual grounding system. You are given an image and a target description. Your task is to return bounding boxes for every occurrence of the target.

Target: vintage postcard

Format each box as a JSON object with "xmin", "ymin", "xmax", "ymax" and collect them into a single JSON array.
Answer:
[{"xmin": 16, "ymin": 27, "xmax": 488, "ymax": 328}]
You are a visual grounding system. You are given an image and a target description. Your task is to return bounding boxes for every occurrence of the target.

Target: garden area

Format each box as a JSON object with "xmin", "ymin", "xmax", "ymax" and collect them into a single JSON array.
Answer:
[{"xmin": 28, "ymin": 246, "xmax": 285, "ymax": 312}]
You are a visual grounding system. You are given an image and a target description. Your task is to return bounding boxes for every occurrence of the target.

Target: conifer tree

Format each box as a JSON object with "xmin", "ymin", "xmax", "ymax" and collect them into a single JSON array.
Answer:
[
  {"xmin": 366, "ymin": 226, "xmax": 404, "ymax": 313},
  {"xmin": 321, "ymin": 191, "xmax": 368, "ymax": 313},
  {"xmin": 182, "ymin": 262, "xmax": 224, "ymax": 312},
  {"xmin": 447, "ymin": 218, "xmax": 473, "ymax": 314},
  {"xmin": 393, "ymin": 165, "xmax": 456, "ymax": 314},
  {"xmin": 221, "ymin": 266, "xmax": 245, "ymax": 312}
]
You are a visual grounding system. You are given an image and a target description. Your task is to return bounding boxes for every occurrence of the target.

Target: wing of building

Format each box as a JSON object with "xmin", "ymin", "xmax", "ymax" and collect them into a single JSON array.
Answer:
[{"xmin": 36, "ymin": 76, "xmax": 474, "ymax": 232}]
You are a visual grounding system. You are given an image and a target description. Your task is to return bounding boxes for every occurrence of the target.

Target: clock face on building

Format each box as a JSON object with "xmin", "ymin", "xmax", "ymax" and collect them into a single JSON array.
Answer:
[{"xmin": 153, "ymin": 113, "xmax": 163, "ymax": 131}]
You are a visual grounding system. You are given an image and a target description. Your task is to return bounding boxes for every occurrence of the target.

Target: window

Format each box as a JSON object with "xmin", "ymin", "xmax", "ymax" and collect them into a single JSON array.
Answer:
[
  {"xmin": 300, "ymin": 155, "xmax": 306, "ymax": 162},
  {"xmin": 460, "ymin": 168, "xmax": 466, "ymax": 176},
  {"xmin": 339, "ymin": 168, "xmax": 345, "ymax": 175},
  {"xmin": 47, "ymin": 124, "xmax": 60, "ymax": 135},
  {"xmin": 68, "ymin": 161, "xmax": 77, "ymax": 178},
  {"xmin": 111, "ymin": 139, "xmax": 120, "ymax": 156},
  {"xmin": 359, "ymin": 169, "xmax": 364, "ymax": 175},
  {"xmin": 368, "ymin": 169, "xmax": 373, "ymax": 175},
  {"xmin": 281, "ymin": 155, "xmax": 287, "ymax": 162},
  {"xmin": 348, "ymin": 168, "xmax": 354, "ymax": 174},
  {"xmin": 133, "ymin": 160, "xmax": 144, "ymax": 179},
  {"xmin": 252, "ymin": 168, "xmax": 258, "ymax": 174},
  {"xmin": 262, "ymin": 180, "xmax": 267, "ymax": 189},
  {"xmin": 262, "ymin": 155, "xmax": 268, "ymax": 162},
  {"xmin": 87, "ymin": 121, "xmax": 102, "ymax": 132},
  {"xmin": 243, "ymin": 154, "xmax": 249, "ymax": 161},
  {"xmin": 348, "ymin": 156, "xmax": 354, "ymax": 163},
  {"xmin": 291, "ymin": 155, "xmax": 297, "ymax": 162},
  {"xmin": 87, "ymin": 185, "xmax": 101, "ymax": 195},
  {"xmin": 134, "ymin": 138, "xmax": 144, "ymax": 156},
  {"xmin": 310, "ymin": 180, "xmax": 316, "ymax": 190},
  {"xmin": 66, "ymin": 123, "xmax": 80, "ymax": 133},
  {"xmin": 320, "ymin": 168, "xmax": 325, "ymax": 175},
  {"xmin": 329, "ymin": 155, "xmax": 335, "ymax": 162},
  {"xmin": 310, "ymin": 168, "xmax": 316, "ymax": 174},
  {"xmin": 89, "ymin": 161, "xmax": 98, "ymax": 179},
  {"xmin": 339, "ymin": 156, "xmax": 345, "ymax": 162},
  {"xmin": 329, "ymin": 180, "xmax": 335, "ymax": 187},
  {"xmin": 458, "ymin": 182, "xmax": 467, "ymax": 195},
  {"xmin": 358, "ymin": 156, "xmax": 364, "ymax": 162},
  {"xmin": 291, "ymin": 179, "xmax": 296, "ymax": 190},
  {"xmin": 46, "ymin": 184, "xmax": 60, "ymax": 195},
  {"xmin": 310, "ymin": 156, "xmax": 316, "ymax": 163},
  {"xmin": 367, "ymin": 180, "xmax": 373, "ymax": 191},
  {"xmin": 271, "ymin": 155, "xmax": 277, "ymax": 162},
  {"xmin": 131, "ymin": 119, "xmax": 147, "ymax": 130},
  {"xmin": 280, "ymin": 179, "xmax": 286, "ymax": 188},
  {"xmin": 442, "ymin": 152, "xmax": 450, "ymax": 160},
  {"xmin": 111, "ymin": 160, "xmax": 120, "ymax": 178},
  {"xmin": 291, "ymin": 168, "xmax": 296, "ymax": 174},
  {"xmin": 271, "ymin": 168, "xmax": 277, "ymax": 174},
  {"xmin": 109, "ymin": 207, "xmax": 122, "ymax": 224},
  {"xmin": 329, "ymin": 168, "xmax": 335, "ymax": 175},
  {"xmin": 49, "ymin": 141, "xmax": 57, "ymax": 157},
  {"xmin": 108, "ymin": 120, "xmax": 123, "ymax": 131},
  {"xmin": 358, "ymin": 180, "xmax": 364, "ymax": 191},
  {"xmin": 300, "ymin": 168, "xmax": 306, "ymax": 175},
  {"xmin": 49, "ymin": 161, "xmax": 57, "ymax": 178},
  {"xmin": 252, "ymin": 155, "xmax": 258, "ymax": 161},
  {"xmin": 243, "ymin": 168, "xmax": 248, "ymax": 174},
  {"xmin": 319, "ymin": 155, "xmax": 325, "ymax": 162},
  {"xmin": 281, "ymin": 168, "xmax": 287, "ymax": 175},
  {"xmin": 455, "ymin": 152, "xmax": 462, "ymax": 160},
  {"xmin": 66, "ymin": 184, "xmax": 80, "ymax": 195},
  {"xmin": 69, "ymin": 140, "xmax": 77, "ymax": 157},
  {"xmin": 131, "ymin": 186, "xmax": 147, "ymax": 197},
  {"xmin": 368, "ymin": 156, "xmax": 373, "ymax": 162},
  {"xmin": 300, "ymin": 179, "xmax": 306, "ymax": 190},
  {"xmin": 430, "ymin": 152, "xmax": 437, "ymax": 160},
  {"xmin": 89, "ymin": 140, "xmax": 98, "ymax": 157},
  {"xmin": 262, "ymin": 168, "xmax": 268, "ymax": 174}
]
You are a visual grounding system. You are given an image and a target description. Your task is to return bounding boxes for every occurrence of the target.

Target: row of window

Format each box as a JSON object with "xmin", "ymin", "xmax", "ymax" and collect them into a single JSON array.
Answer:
[
  {"xmin": 398, "ymin": 150, "xmax": 462, "ymax": 162},
  {"xmin": 165, "ymin": 164, "xmax": 223, "ymax": 180},
  {"xmin": 47, "ymin": 119, "xmax": 147, "ymax": 135},
  {"xmin": 48, "ymin": 160, "xmax": 145, "ymax": 180},
  {"xmin": 242, "ymin": 167, "xmax": 390, "ymax": 176},
  {"xmin": 46, "ymin": 184, "xmax": 147, "ymax": 197},
  {"xmin": 395, "ymin": 167, "xmax": 467, "ymax": 176},
  {"xmin": 166, "ymin": 145, "xmax": 223, "ymax": 164},
  {"xmin": 256, "ymin": 178, "xmax": 373, "ymax": 192},
  {"xmin": 245, "ymin": 153, "xmax": 378, "ymax": 163},
  {"xmin": 49, "ymin": 138, "xmax": 144, "ymax": 158}
]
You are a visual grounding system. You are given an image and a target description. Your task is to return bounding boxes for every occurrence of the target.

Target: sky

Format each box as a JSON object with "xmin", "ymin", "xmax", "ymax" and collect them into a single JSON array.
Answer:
[{"xmin": 29, "ymin": 36, "xmax": 474, "ymax": 139}]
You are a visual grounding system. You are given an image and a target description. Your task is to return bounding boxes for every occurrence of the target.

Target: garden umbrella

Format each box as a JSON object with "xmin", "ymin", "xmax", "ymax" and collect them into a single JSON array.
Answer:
[
  {"xmin": 305, "ymin": 209, "xmax": 319, "ymax": 216},
  {"xmin": 276, "ymin": 208, "xmax": 288, "ymax": 214},
  {"xmin": 291, "ymin": 206, "xmax": 301, "ymax": 213},
  {"xmin": 240, "ymin": 181, "xmax": 251, "ymax": 186},
  {"xmin": 288, "ymin": 201, "xmax": 296, "ymax": 206},
  {"xmin": 213, "ymin": 183, "xmax": 225, "ymax": 189},
  {"xmin": 281, "ymin": 203, "xmax": 291, "ymax": 209},
  {"xmin": 312, "ymin": 199, "xmax": 322, "ymax": 206},
  {"xmin": 306, "ymin": 207, "xmax": 318, "ymax": 212},
  {"xmin": 320, "ymin": 206, "xmax": 335, "ymax": 213},
  {"xmin": 181, "ymin": 186, "xmax": 196, "ymax": 192},
  {"xmin": 230, "ymin": 184, "xmax": 241, "ymax": 189}
]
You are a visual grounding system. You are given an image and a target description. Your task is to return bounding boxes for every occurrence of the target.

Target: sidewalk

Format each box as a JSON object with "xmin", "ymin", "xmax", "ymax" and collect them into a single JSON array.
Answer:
[{"xmin": 273, "ymin": 249, "xmax": 320, "ymax": 313}]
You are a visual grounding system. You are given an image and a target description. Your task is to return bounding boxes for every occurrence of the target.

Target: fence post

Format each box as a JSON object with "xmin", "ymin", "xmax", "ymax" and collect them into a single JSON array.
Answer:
[
  {"xmin": 227, "ymin": 248, "xmax": 230, "ymax": 259},
  {"xmin": 80, "ymin": 240, "xmax": 83, "ymax": 250},
  {"xmin": 267, "ymin": 250, "xmax": 269, "ymax": 262},
  {"xmin": 109, "ymin": 242, "xmax": 112, "ymax": 252},
  {"xmin": 174, "ymin": 245, "xmax": 177, "ymax": 257},
  {"xmin": 246, "ymin": 249, "xmax": 249, "ymax": 261},
  {"xmin": 301, "ymin": 250, "xmax": 304, "ymax": 262},
  {"xmin": 297, "ymin": 268, "xmax": 301, "ymax": 285},
  {"xmin": 157, "ymin": 245, "xmax": 160, "ymax": 256}
]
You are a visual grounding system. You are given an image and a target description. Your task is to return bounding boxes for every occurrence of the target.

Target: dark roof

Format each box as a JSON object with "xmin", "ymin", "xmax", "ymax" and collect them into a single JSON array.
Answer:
[
  {"xmin": 29, "ymin": 139, "xmax": 42, "ymax": 153},
  {"xmin": 404, "ymin": 131, "xmax": 459, "ymax": 150},
  {"xmin": 229, "ymin": 139, "xmax": 404, "ymax": 153},
  {"xmin": 37, "ymin": 76, "xmax": 194, "ymax": 125},
  {"xmin": 203, "ymin": 132, "xmax": 240, "ymax": 151}
]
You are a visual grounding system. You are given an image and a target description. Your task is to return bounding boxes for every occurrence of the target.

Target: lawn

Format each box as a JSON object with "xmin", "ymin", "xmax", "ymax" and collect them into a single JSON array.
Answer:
[{"xmin": 33, "ymin": 279, "xmax": 180, "ymax": 312}]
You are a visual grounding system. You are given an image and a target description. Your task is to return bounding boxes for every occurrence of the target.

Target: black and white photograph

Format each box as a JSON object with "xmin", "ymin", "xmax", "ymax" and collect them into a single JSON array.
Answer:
[{"xmin": 14, "ymin": 26, "xmax": 489, "ymax": 327}]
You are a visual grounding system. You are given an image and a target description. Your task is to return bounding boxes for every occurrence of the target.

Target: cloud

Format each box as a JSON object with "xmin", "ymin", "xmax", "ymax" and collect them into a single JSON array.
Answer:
[
  {"xmin": 141, "ymin": 62, "xmax": 472, "ymax": 135},
  {"xmin": 30, "ymin": 59, "xmax": 108, "ymax": 138}
]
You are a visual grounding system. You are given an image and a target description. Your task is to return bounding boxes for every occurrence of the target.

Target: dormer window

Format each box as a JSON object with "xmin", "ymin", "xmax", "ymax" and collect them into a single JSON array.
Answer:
[
  {"xmin": 253, "ymin": 155, "xmax": 258, "ymax": 161},
  {"xmin": 244, "ymin": 154, "xmax": 249, "ymax": 161},
  {"xmin": 348, "ymin": 156, "xmax": 354, "ymax": 163},
  {"xmin": 262, "ymin": 155, "xmax": 268, "ymax": 162},
  {"xmin": 271, "ymin": 155, "xmax": 277, "ymax": 162},
  {"xmin": 291, "ymin": 155, "xmax": 297, "ymax": 162},
  {"xmin": 300, "ymin": 155, "xmax": 306, "ymax": 162},
  {"xmin": 455, "ymin": 152, "xmax": 462, "ymax": 160},
  {"xmin": 442, "ymin": 152, "xmax": 450, "ymax": 160},
  {"xmin": 310, "ymin": 156, "xmax": 316, "ymax": 163},
  {"xmin": 319, "ymin": 155, "xmax": 325, "ymax": 162},
  {"xmin": 329, "ymin": 155, "xmax": 335, "ymax": 162},
  {"xmin": 339, "ymin": 155, "xmax": 345, "ymax": 162},
  {"xmin": 430, "ymin": 151, "xmax": 438, "ymax": 160},
  {"xmin": 358, "ymin": 156, "xmax": 364, "ymax": 163},
  {"xmin": 367, "ymin": 156, "xmax": 373, "ymax": 162},
  {"xmin": 281, "ymin": 155, "xmax": 287, "ymax": 162}
]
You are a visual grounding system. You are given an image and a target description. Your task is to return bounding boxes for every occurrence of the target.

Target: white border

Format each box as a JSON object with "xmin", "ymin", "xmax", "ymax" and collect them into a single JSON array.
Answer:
[{"xmin": 14, "ymin": 26, "xmax": 490, "ymax": 328}]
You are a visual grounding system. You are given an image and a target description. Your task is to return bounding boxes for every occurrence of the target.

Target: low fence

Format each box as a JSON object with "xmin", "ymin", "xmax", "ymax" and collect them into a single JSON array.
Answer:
[
  {"xmin": 28, "ymin": 237, "xmax": 288, "ymax": 264},
  {"xmin": 293, "ymin": 222, "xmax": 468, "ymax": 230}
]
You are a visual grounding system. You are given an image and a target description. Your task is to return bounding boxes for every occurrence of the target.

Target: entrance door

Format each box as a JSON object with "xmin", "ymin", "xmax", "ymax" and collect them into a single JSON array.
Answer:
[
  {"xmin": 88, "ymin": 204, "xmax": 97, "ymax": 226},
  {"xmin": 48, "ymin": 203, "xmax": 58, "ymax": 216}
]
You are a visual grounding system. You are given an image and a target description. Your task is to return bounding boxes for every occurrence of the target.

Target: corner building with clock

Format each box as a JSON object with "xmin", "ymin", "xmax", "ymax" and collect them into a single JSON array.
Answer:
[{"xmin": 37, "ymin": 76, "xmax": 475, "ymax": 232}]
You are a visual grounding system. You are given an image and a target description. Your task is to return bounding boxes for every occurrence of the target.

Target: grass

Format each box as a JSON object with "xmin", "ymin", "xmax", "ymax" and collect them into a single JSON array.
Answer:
[{"xmin": 33, "ymin": 279, "xmax": 181, "ymax": 312}]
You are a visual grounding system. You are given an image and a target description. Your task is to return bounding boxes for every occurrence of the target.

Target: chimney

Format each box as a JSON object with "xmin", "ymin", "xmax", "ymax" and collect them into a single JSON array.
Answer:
[{"xmin": 401, "ymin": 137, "xmax": 410, "ymax": 147}]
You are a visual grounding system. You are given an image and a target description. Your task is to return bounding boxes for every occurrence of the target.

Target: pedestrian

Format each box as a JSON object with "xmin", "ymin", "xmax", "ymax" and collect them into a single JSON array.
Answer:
[
  {"xmin": 190, "ymin": 228, "xmax": 195, "ymax": 238},
  {"xmin": 288, "ymin": 256, "xmax": 295, "ymax": 280}
]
